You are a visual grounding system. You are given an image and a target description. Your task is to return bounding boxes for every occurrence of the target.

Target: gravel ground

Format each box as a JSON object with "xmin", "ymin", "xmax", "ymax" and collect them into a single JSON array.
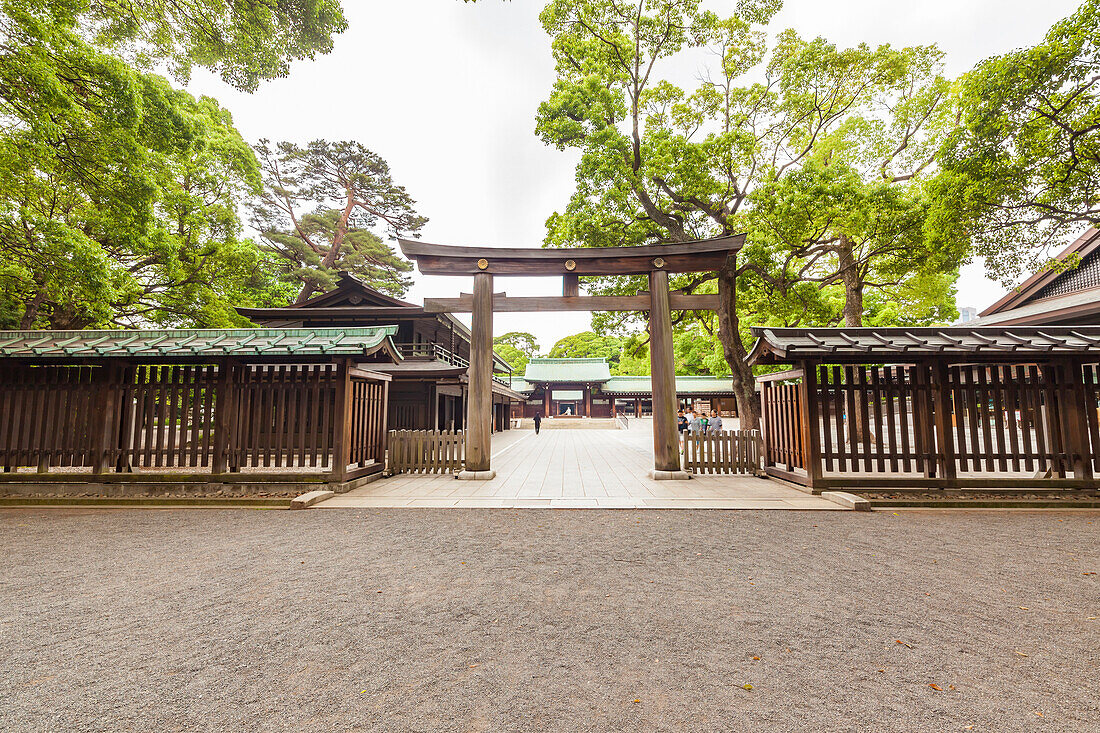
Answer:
[{"xmin": 1, "ymin": 508, "xmax": 1098, "ymax": 732}]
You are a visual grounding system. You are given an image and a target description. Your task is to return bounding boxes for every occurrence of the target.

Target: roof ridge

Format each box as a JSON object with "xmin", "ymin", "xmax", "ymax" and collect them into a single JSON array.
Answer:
[{"xmin": 529, "ymin": 357, "xmax": 608, "ymax": 362}]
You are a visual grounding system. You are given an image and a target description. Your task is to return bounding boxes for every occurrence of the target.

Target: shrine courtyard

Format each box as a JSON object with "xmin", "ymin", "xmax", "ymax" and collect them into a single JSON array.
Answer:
[
  {"xmin": 1, "ymin": 507, "xmax": 1097, "ymax": 730},
  {"xmin": 319, "ymin": 420, "xmax": 843, "ymax": 510}
]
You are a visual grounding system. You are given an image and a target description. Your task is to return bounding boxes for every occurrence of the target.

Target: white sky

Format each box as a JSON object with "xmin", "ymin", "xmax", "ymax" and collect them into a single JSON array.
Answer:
[{"xmin": 187, "ymin": 0, "xmax": 1086, "ymax": 350}]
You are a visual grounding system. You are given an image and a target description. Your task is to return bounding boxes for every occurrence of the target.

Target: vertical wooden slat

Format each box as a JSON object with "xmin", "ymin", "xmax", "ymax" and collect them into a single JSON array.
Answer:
[
  {"xmin": 951, "ymin": 366, "xmax": 968, "ymax": 473},
  {"xmin": 1004, "ymin": 365, "xmax": 1022, "ymax": 473},
  {"xmin": 883, "ymin": 366, "xmax": 899, "ymax": 472},
  {"xmin": 820, "ymin": 367, "xmax": 833, "ymax": 472},
  {"xmin": 1017, "ymin": 365, "xmax": 1036, "ymax": 472},
  {"xmin": 869, "ymin": 368, "xmax": 885, "ymax": 473}
]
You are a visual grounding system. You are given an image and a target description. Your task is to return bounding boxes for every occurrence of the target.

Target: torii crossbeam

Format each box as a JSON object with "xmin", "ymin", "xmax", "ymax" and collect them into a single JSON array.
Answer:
[{"xmin": 398, "ymin": 235, "xmax": 744, "ymax": 479}]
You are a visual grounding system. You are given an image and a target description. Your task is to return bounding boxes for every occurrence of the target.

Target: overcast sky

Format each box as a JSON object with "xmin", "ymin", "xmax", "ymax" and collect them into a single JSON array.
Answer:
[{"xmin": 187, "ymin": 0, "xmax": 1086, "ymax": 350}]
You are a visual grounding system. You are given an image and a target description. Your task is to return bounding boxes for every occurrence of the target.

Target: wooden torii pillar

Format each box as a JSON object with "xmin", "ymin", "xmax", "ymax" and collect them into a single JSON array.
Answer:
[
  {"xmin": 464, "ymin": 271, "xmax": 495, "ymax": 477},
  {"xmin": 400, "ymin": 235, "xmax": 744, "ymax": 480},
  {"xmin": 648, "ymin": 269, "xmax": 681, "ymax": 475}
]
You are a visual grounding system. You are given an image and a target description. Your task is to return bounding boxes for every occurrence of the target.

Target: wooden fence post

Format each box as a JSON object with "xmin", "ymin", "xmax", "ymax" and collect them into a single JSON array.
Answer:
[
  {"xmin": 1060, "ymin": 359, "xmax": 1094, "ymax": 480},
  {"xmin": 931, "ymin": 360, "xmax": 958, "ymax": 483},
  {"xmin": 332, "ymin": 358, "xmax": 353, "ymax": 482},
  {"xmin": 92, "ymin": 363, "xmax": 123, "ymax": 474},
  {"xmin": 800, "ymin": 363, "xmax": 822, "ymax": 488},
  {"xmin": 759, "ymin": 381, "xmax": 770, "ymax": 469},
  {"xmin": 212, "ymin": 360, "xmax": 239, "ymax": 474}
]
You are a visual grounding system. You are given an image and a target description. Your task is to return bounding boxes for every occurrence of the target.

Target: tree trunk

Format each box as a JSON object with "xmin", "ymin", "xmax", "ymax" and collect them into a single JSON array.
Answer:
[
  {"xmin": 837, "ymin": 237, "xmax": 873, "ymax": 444},
  {"xmin": 837, "ymin": 237, "xmax": 864, "ymax": 327},
  {"xmin": 294, "ymin": 283, "xmax": 317, "ymax": 305},
  {"xmin": 19, "ymin": 290, "xmax": 45, "ymax": 329},
  {"xmin": 717, "ymin": 253, "xmax": 760, "ymax": 431},
  {"xmin": 294, "ymin": 196, "xmax": 357, "ymax": 305}
]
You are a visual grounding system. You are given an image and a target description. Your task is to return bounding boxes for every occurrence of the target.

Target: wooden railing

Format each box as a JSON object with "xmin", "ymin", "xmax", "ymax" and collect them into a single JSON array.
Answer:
[
  {"xmin": 616, "ymin": 414, "xmax": 629, "ymax": 430},
  {"xmin": 387, "ymin": 429, "xmax": 463, "ymax": 474},
  {"xmin": 758, "ymin": 370, "xmax": 805, "ymax": 473},
  {"xmin": 682, "ymin": 430, "xmax": 762, "ymax": 475},
  {"xmin": 756, "ymin": 361, "xmax": 1100, "ymax": 489},
  {"xmin": 0, "ymin": 361, "xmax": 389, "ymax": 482}
]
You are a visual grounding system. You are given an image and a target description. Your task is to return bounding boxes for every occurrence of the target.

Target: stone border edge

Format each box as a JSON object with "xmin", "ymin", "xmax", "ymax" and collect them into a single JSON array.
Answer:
[
  {"xmin": 820, "ymin": 491, "xmax": 871, "ymax": 511},
  {"xmin": 290, "ymin": 490, "xmax": 335, "ymax": 509}
]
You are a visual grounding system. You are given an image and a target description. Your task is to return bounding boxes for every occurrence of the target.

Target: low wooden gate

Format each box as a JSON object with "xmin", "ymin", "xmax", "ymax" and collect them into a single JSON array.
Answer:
[
  {"xmin": 682, "ymin": 430, "xmax": 762, "ymax": 475},
  {"xmin": 387, "ymin": 429, "xmax": 464, "ymax": 474}
]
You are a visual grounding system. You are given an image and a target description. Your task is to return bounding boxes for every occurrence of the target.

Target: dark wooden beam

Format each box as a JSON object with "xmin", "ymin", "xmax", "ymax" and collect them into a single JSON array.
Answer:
[
  {"xmin": 422, "ymin": 293, "xmax": 718, "ymax": 313},
  {"xmin": 399, "ymin": 236, "xmax": 744, "ymax": 276}
]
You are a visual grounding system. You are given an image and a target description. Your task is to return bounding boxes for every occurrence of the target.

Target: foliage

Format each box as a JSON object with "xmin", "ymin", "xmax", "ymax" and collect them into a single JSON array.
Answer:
[
  {"xmin": 932, "ymin": 0, "xmax": 1100, "ymax": 283},
  {"xmin": 251, "ymin": 139, "xmax": 426, "ymax": 303},
  {"xmin": 535, "ymin": 0, "xmax": 967, "ymax": 424},
  {"xmin": 0, "ymin": 56, "xmax": 284, "ymax": 327},
  {"xmin": 494, "ymin": 331, "xmax": 540, "ymax": 374},
  {"xmin": 0, "ymin": 0, "xmax": 343, "ymax": 327},
  {"xmin": 548, "ymin": 331, "xmax": 625, "ymax": 370},
  {"xmin": 673, "ymin": 326, "xmax": 730, "ymax": 376},
  {"xmin": 18, "ymin": 0, "xmax": 348, "ymax": 93}
]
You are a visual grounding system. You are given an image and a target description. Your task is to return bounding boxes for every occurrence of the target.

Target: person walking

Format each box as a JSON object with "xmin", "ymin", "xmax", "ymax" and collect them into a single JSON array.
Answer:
[
  {"xmin": 533, "ymin": 411, "xmax": 542, "ymax": 435},
  {"xmin": 708, "ymin": 409, "xmax": 723, "ymax": 434}
]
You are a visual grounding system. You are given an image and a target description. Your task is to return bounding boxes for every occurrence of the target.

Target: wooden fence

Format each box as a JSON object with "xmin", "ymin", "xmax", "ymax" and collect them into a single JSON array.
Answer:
[
  {"xmin": 758, "ymin": 361, "xmax": 1100, "ymax": 489},
  {"xmin": 758, "ymin": 372, "xmax": 805, "ymax": 473},
  {"xmin": 0, "ymin": 361, "xmax": 389, "ymax": 482},
  {"xmin": 682, "ymin": 430, "xmax": 762, "ymax": 475},
  {"xmin": 387, "ymin": 429, "xmax": 464, "ymax": 474}
]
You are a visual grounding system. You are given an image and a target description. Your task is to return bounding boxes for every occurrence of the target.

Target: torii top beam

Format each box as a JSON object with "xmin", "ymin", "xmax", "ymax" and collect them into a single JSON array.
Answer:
[{"xmin": 397, "ymin": 235, "xmax": 744, "ymax": 276}]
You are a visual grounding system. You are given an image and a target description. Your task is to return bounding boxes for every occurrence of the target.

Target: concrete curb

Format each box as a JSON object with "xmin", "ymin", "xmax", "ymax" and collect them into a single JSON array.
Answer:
[
  {"xmin": 455, "ymin": 470, "xmax": 497, "ymax": 481},
  {"xmin": 647, "ymin": 470, "xmax": 693, "ymax": 481},
  {"xmin": 821, "ymin": 491, "xmax": 871, "ymax": 511},
  {"xmin": 0, "ymin": 497, "xmax": 293, "ymax": 508},
  {"xmin": 290, "ymin": 490, "xmax": 335, "ymax": 510},
  {"xmin": 869, "ymin": 499, "xmax": 1100, "ymax": 509}
]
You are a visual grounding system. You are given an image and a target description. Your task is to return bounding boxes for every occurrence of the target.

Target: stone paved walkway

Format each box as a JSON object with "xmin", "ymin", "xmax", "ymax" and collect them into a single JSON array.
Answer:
[{"xmin": 320, "ymin": 422, "xmax": 842, "ymax": 509}]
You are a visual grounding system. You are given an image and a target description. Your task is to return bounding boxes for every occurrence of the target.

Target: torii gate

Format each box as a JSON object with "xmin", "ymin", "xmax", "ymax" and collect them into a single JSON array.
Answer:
[{"xmin": 398, "ymin": 235, "xmax": 744, "ymax": 480}]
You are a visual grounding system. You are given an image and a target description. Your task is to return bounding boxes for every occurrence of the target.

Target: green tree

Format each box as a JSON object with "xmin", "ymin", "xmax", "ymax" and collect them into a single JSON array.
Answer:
[
  {"xmin": 19, "ymin": 0, "xmax": 347, "ymax": 93},
  {"xmin": 673, "ymin": 325, "xmax": 729, "ymax": 376},
  {"xmin": 548, "ymin": 331, "xmax": 624, "ymax": 370},
  {"xmin": 932, "ymin": 0, "xmax": 1100, "ymax": 282},
  {"xmin": 0, "ymin": 73, "xmax": 285, "ymax": 327},
  {"xmin": 536, "ymin": 0, "xmax": 963, "ymax": 426},
  {"xmin": 494, "ymin": 331, "xmax": 540, "ymax": 374},
  {"xmin": 0, "ymin": 0, "xmax": 344, "ymax": 327},
  {"xmin": 252, "ymin": 139, "xmax": 426, "ymax": 303}
]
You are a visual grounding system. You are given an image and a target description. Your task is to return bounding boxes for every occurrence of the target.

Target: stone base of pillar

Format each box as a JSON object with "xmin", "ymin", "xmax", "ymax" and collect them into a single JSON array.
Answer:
[
  {"xmin": 647, "ymin": 469, "xmax": 693, "ymax": 481},
  {"xmin": 455, "ymin": 470, "xmax": 497, "ymax": 481}
]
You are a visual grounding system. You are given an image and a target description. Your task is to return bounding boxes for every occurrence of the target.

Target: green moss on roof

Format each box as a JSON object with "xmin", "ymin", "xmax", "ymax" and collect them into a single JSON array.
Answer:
[
  {"xmin": 0, "ymin": 327, "xmax": 399, "ymax": 359},
  {"xmin": 603, "ymin": 376, "xmax": 736, "ymax": 394},
  {"xmin": 523, "ymin": 357, "xmax": 612, "ymax": 383},
  {"xmin": 509, "ymin": 369, "xmax": 736, "ymax": 395}
]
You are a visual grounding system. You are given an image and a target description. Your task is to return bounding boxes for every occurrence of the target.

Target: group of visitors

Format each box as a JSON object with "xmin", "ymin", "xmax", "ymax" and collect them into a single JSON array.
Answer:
[{"xmin": 676, "ymin": 407, "xmax": 723, "ymax": 436}]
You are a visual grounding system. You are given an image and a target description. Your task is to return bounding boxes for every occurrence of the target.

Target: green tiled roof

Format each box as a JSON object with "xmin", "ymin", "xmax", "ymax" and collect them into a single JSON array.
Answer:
[
  {"xmin": 0, "ymin": 327, "xmax": 399, "ymax": 359},
  {"xmin": 522, "ymin": 357, "xmax": 611, "ymax": 383},
  {"xmin": 509, "ymin": 378, "xmax": 535, "ymax": 393},
  {"xmin": 602, "ymin": 375, "xmax": 736, "ymax": 395},
  {"xmin": 508, "ymin": 370, "xmax": 737, "ymax": 395}
]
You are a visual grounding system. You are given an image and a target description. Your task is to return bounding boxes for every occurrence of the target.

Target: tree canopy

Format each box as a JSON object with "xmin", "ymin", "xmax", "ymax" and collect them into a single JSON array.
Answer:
[
  {"xmin": 535, "ymin": 0, "xmax": 966, "ymax": 426},
  {"xmin": 494, "ymin": 331, "xmax": 540, "ymax": 374},
  {"xmin": 251, "ymin": 139, "xmax": 426, "ymax": 303},
  {"xmin": 0, "ymin": 0, "xmax": 345, "ymax": 327},
  {"xmin": 932, "ymin": 0, "xmax": 1100, "ymax": 282},
  {"xmin": 27, "ymin": 0, "xmax": 348, "ymax": 92}
]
